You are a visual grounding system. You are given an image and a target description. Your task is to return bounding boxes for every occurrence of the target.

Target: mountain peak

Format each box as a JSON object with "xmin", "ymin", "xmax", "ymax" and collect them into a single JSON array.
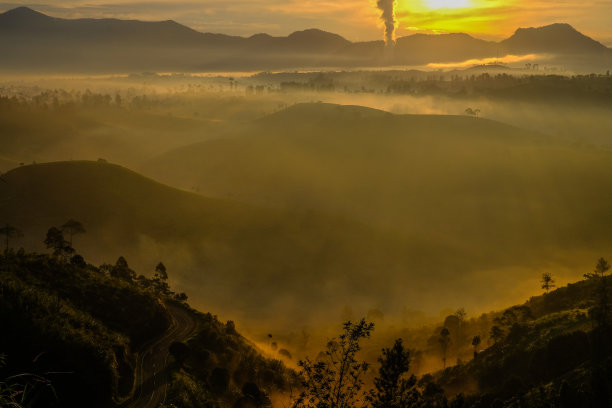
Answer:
[
  {"xmin": 1, "ymin": 6, "xmax": 48, "ymax": 18},
  {"xmin": 513, "ymin": 22, "xmax": 578, "ymax": 36},
  {"xmin": 0, "ymin": 6, "xmax": 51, "ymax": 26},
  {"xmin": 288, "ymin": 28, "xmax": 348, "ymax": 43},
  {"xmin": 502, "ymin": 22, "xmax": 607, "ymax": 54}
]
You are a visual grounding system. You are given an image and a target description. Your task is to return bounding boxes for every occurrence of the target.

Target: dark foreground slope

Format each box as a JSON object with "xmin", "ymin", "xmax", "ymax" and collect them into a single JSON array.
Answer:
[
  {"xmin": 419, "ymin": 273, "xmax": 612, "ymax": 407},
  {"xmin": 0, "ymin": 250, "xmax": 293, "ymax": 408}
]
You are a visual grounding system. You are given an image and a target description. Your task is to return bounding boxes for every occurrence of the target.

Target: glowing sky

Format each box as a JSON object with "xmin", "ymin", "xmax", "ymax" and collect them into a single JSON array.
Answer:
[{"xmin": 1, "ymin": 0, "xmax": 611, "ymax": 45}]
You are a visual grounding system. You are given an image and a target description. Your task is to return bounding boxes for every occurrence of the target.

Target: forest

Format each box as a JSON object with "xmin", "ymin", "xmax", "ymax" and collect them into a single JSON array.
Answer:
[{"xmin": 1, "ymin": 224, "xmax": 611, "ymax": 407}]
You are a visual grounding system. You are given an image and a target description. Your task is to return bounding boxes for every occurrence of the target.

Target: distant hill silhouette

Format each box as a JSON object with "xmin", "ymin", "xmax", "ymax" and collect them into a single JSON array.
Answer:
[
  {"xmin": 1, "ymin": 7, "xmax": 610, "ymax": 72},
  {"xmin": 500, "ymin": 23, "xmax": 610, "ymax": 55}
]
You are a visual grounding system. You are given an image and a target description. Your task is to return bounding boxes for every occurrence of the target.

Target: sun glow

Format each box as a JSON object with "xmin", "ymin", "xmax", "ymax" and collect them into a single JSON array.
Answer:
[
  {"xmin": 422, "ymin": 0, "xmax": 472, "ymax": 9},
  {"xmin": 395, "ymin": 0, "xmax": 512, "ymax": 39}
]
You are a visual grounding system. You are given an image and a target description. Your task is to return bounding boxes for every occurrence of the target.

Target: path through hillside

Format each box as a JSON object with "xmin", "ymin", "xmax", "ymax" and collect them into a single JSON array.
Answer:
[{"xmin": 123, "ymin": 304, "xmax": 197, "ymax": 408}]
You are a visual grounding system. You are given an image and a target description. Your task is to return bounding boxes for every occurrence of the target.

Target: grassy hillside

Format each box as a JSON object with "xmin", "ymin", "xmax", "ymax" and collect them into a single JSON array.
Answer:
[
  {"xmin": 0, "ymin": 95, "xmax": 224, "ymax": 172},
  {"xmin": 420, "ymin": 274, "xmax": 612, "ymax": 407},
  {"xmin": 0, "ymin": 160, "xmax": 431, "ymax": 329},
  {"xmin": 142, "ymin": 102, "xmax": 612, "ymax": 306}
]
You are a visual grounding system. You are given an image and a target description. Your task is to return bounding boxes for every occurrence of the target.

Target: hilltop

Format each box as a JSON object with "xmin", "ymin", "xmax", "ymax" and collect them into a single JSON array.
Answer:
[
  {"xmin": 142, "ymin": 103, "xmax": 612, "ymax": 297},
  {"xmin": 1, "ymin": 7, "xmax": 610, "ymax": 72}
]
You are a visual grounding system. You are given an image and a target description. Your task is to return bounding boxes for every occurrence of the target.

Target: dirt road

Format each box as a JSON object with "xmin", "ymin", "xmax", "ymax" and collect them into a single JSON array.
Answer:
[{"xmin": 123, "ymin": 304, "xmax": 197, "ymax": 408}]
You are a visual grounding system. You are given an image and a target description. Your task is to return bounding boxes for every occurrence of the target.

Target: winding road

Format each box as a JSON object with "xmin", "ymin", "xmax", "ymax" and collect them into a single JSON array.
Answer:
[{"xmin": 122, "ymin": 304, "xmax": 198, "ymax": 408}]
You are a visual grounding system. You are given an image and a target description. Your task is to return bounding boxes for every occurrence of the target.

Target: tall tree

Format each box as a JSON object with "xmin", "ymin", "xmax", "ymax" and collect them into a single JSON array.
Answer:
[
  {"xmin": 369, "ymin": 339, "xmax": 419, "ymax": 408},
  {"xmin": 585, "ymin": 258, "xmax": 609, "ymax": 279},
  {"xmin": 44, "ymin": 227, "xmax": 73, "ymax": 260},
  {"xmin": 489, "ymin": 325, "xmax": 504, "ymax": 345},
  {"xmin": 438, "ymin": 328, "xmax": 450, "ymax": 369},
  {"xmin": 154, "ymin": 262, "xmax": 169, "ymax": 294},
  {"xmin": 541, "ymin": 273, "xmax": 555, "ymax": 293},
  {"xmin": 471, "ymin": 335, "xmax": 481, "ymax": 359},
  {"xmin": 154, "ymin": 262, "xmax": 168, "ymax": 280},
  {"xmin": 111, "ymin": 256, "xmax": 136, "ymax": 281},
  {"xmin": 0, "ymin": 223, "xmax": 22, "ymax": 254},
  {"xmin": 61, "ymin": 219, "xmax": 85, "ymax": 247},
  {"xmin": 292, "ymin": 319, "xmax": 374, "ymax": 408},
  {"xmin": 587, "ymin": 258, "xmax": 611, "ymax": 328}
]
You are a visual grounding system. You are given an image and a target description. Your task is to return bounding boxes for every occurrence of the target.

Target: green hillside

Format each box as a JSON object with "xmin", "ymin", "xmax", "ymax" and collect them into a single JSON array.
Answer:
[
  {"xmin": 416, "ymin": 273, "xmax": 612, "ymax": 407},
  {"xmin": 0, "ymin": 160, "xmax": 428, "ymax": 329},
  {"xmin": 0, "ymin": 96, "xmax": 226, "ymax": 172},
  {"xmin": 141, "ymin": 102, "xmax": 612, "ymax": 308}
]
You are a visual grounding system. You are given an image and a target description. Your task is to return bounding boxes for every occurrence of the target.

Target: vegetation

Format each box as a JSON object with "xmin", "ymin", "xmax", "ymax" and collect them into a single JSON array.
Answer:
[
  {"xmin": 293, "ymin": 319, "xmax": 373, "ymax": 408},
  {"xmin": 0, "ymin": 228, "xmax": 291, "ymax": 407},
  {"xmin": 288, "ymin": 256, "xmax": 612, "ymax": 408}
]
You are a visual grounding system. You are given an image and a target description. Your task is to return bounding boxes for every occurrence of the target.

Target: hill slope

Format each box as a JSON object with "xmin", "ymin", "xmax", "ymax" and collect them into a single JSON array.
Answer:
[
  {"xmin": 0, "ymin": 250, "xmax": 292, "ymax": 408},
  {"xmin": 0, "ymin": 160, "xmax": 435, "ymax": 329},
  {"xmin": 142, "ymin": 102, "xmax": 612, "ymax": 309}
]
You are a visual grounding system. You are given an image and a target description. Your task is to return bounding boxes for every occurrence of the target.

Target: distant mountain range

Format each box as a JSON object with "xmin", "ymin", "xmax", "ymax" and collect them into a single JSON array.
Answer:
[{"xmin": 1, "ymin": 6, "xmax": 611, "ymax": 72}]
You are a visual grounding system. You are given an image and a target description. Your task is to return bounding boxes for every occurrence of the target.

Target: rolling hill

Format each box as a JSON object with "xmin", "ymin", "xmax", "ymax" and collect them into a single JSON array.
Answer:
[
  {"xmin": 1, "ymin": 7, "xmax": 610, "ymax": 72},
  {"xmin": 140, "ymin": 103, "xmax": 612, "ymax": 309},
  {"xmin": 0, "ymin": 160, "xmax": 438, "ymax": 331}
]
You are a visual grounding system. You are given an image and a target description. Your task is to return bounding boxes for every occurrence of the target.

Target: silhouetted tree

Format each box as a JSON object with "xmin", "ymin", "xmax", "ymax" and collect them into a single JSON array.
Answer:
[
  {"xmin": 495, "ymin": 305, "xmax": 533, "ymax": 328},
  {"xmin": 292, "ymin": 319, "xmax": 374, "ymax": 408},
  {"xmin": 369, "ymin": 338, "xmax": 419, "ymax": 408},
  {"xmin": 588, "ymin": 259, "xmax": 610, "ymax": 329},
  {"xmin": 70, "ymin": 254, "xmax": 86, "ymax": 267},
  {"xmin": 489, "ymin": 325, "xmax": 504, "ymax": 345},
  {"xmin": 585, "ymin": 258, "xmax": 609, "ymax": 279},
  {"xmin": 153, "ymin": 262, "xmax": 169, "ymax": 293},
  {"xmin": 464, "ymin": 108, "xmax": 480, "ymax": 117},
  {"xmin": 44, "ymin": 227, "xmax": 73, "ymax": 260},
  {"xmin": 0, "ymin": 223, "xmax": 22, "ymax": 254},
  {"xmin": 438, "ymin": 328, "xmax": 450, "ymax": 368},
  {"xmin": 454, "ymin": 308, "xmax": 467, "ymax": 341},
  {"xmin": 110, "ymin": 256, "xmax": 135, "ymax": 281},
  {"xmin": 541, "ymin": 272, "xmax": 555, "ymax": 293},
  {"xmin": 61, "ymin": 219, "xmax": 85, "ymax": 247},
  {"xmin": 472, "ymin": 336, "xmax": 481, "ymax": 359}
]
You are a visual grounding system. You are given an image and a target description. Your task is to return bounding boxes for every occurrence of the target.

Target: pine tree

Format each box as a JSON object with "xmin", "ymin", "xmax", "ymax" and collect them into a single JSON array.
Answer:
[{"xmin": 369, "ymin": 339, "xmax": 419, "ymax": 408}]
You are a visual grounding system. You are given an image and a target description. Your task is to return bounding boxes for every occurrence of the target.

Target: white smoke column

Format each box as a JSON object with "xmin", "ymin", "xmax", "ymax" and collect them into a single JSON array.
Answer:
[{"xmin": 376, "ymin": 0, "xmax": 397, "ymax": 46}]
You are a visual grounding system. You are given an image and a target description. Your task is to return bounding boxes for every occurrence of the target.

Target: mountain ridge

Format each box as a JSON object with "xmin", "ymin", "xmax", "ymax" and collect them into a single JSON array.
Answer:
[{"xmin": 1, "ymin": 7, "xmax": 611, "ymax": 72}]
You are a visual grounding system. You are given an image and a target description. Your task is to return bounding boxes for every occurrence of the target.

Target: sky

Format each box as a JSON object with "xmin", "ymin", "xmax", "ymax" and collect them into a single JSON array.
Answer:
[{"xmin": 1, "ymin": 0, "xmax": 612, "ymax": 46}]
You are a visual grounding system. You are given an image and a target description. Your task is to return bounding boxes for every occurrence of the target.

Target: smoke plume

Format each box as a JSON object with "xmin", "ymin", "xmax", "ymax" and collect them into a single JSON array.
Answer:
[{"xmin": 377, "ymin": 0, "xmax": 397, "ymax": 46}]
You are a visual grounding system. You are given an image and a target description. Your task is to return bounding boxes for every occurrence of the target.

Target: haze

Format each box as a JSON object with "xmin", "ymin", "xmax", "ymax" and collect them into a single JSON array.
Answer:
[{"xmin": 2, "ymin": 4, "xmax": 612, "ymax": 404}]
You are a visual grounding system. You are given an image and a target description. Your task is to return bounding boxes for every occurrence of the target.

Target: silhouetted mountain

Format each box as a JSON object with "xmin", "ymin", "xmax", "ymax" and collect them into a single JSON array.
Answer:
[
  {"xmin": 1, "ymin": 7, "xmax": 610, "ymax": 72},
  {"xmin": 500, "ymin": 23, "xmax": 610, "ymax": 55}
]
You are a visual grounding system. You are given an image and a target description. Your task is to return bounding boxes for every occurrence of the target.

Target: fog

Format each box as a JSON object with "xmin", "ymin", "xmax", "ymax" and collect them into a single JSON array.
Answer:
[{"xmin": 1, "ymin": 70, "xmax": 612, "ymax": 366}]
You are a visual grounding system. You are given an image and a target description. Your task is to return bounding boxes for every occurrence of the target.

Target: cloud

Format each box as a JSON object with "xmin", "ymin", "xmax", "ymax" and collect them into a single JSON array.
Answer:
[{"xmin": 426, "ymin": 53, "xmax": 546, "ymax": 69}]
